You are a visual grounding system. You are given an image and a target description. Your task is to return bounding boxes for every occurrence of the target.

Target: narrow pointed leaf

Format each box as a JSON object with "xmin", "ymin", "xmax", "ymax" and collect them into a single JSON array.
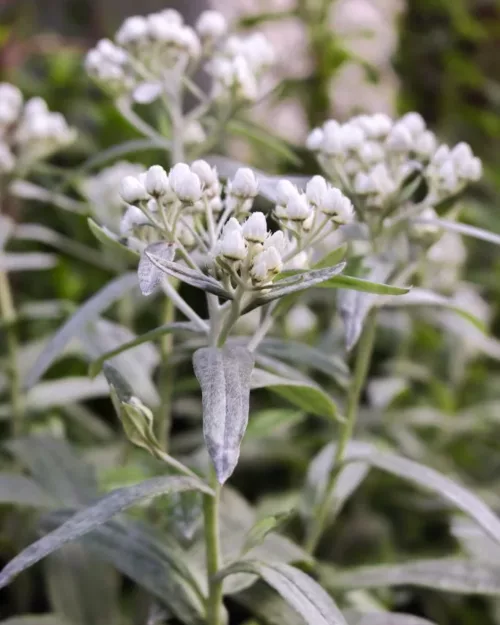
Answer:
[
  {"xmin": 412, "ymin": 217, "xmax": 500, "ymax": 247},
  {"xmin": 0, "ymin": 252, "xmax": 57, "ymax": 271},
  {"xmin": 218, "ymin": 560, "xmax": 348, "ymax": 625},
  {"xmin": 26, "ymin": 376, "xmax": 110, "ymax": 409},
  {"xmin": 242, "ymin": 513, "xmax": 291, "ymax": 555},
  {"xmin": 338, "ymin": 290, "xmax": 377, "ymax": 351},
  {"xmin": 139, "ymin": 241, "xmax": 175, "ymax": 295},
  {"xmin": 251, "ymin": 368, "xmax": 338, "ymax": 421},
  {"xmin": 0, "ymin": 473, "xmax": 55, "ymax": 508},
  {"xmin": 24, "ymin": 272, "xmax": 138, "ymax": 388},
  {"xmin": 193, "ymin": 346, "xmax": 254, "ymax": 483},
  {"xmin": 319, "ymin": 275, "xmax": 409, "ymax": 295},
  {"xmin": 324, "ymin": 559, "xmax": 500, "ymax": 595},
  {"xmin": 0, "ymin": 475, "xmax": 212, "ymax": 589},
  {"xmin": 88, "ymin": 218, "xmax": 139, "ymax": 261},
  {"xmin": 344, "ymin": 611, "xmax": 437, "ymax": 625}
]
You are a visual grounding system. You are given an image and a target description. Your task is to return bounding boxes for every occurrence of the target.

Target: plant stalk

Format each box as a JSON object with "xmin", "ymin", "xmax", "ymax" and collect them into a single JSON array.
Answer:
[
  {"xmin": 203, "ymin": 467, "xmax": 224, "ymax": 625},
  {"xmin": 305, "ymin": 309, "xmax": 378, "ymax": 554},
  {"xmin": 157, "ymin": 292, "xmax": 175, "ymax": 451}
]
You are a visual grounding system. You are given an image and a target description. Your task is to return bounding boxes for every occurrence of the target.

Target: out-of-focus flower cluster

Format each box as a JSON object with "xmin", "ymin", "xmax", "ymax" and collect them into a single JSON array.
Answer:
[
  {"xmin": 307, "ymin": 112, "xmax": 482, "ymax": 214},
  {"xmin": 85, "ymin": 8, "xmax": 274, "ymax": 108},
  {"xmin": 0, "ymin": 83, "xmax": 76, "ymax": 175},
  {"xmin": 115, "ymin": 161, "xmax": 351, "ymax": 290}
]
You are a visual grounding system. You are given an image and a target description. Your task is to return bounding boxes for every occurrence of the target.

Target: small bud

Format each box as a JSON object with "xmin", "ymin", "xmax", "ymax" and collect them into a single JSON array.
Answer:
[
  {"xmin": 264, "ymin": 230, "xmax": 287, "ymax": 254},
  {"xmin": 196, "ymin": 10, "xmax": 227, "ymax": 40},
  {"xmin": 219, "ymin": 229, "xmax": 247, "ymax": 261},
  {"xmin": 242, "ymin": 211, "xmax": 267, "ymax": 243},
  {"xmin": 340, "ymin": 123, "xmax": 365, "ymax": 151},
  {"xmin": 231, "ymin": 167, "xmax": 259, "ymax": 198},
  {"xmin": 431, "ymin": 145, "xmax": 450, "ymax": 167},
  {"xmin": 461, "ymin": 156, "xmax": 482, "ymax": 182},
  {"xmin": 285, "ymin": 305, "xmax": 316, "ymax": 336},
  {"xmin": 306, "ymin": 128, "xmax": 324, "ymax": 152},
  {"xmin": 354, "ymin": 172, "xmax": 377, "ymax": 195},
  {"xmin": 285, "ymin": 193, "xmax": 312, "ymax": 222},
  {"xmin": 386, "ymin": 123, "xmax": 413, "ymax": 152},
  {"xmin": 169, "ymin": 163, "xmax": 202, "ymax": 202},
  {"xmin": 400, "ymin": 112, "xmax": 426, "ymax": 136},
  {"xmin": 438, "ymin": 160, "xmax": 458, "ymax": 192},
  {"xmin": 321, "ymin": 188, "xmax": 354, "ymax": 224},
  {"xmin": 371, "ymin": 113, "xmax": 393, "ymax": 138},
  {"xmin": 306, "ymin": 175, "xmax": 328, "ymax": 207},
  {"xmin": 191, "ymin": 159, "xmax": 218, "ymax": 188},
  {"xmin": 116, "ymin": 15, "xmax": 149, "ymax": 46},
  {"xmin": 0, "ymin": 142, "xmax": 15, "ymax": 173},
  {"xmin": 275, "ymin": 179, "xmax": 298, "ymax": 206},
  {"xmin": 145, "ymin": 165, "xmax": 169, "ymax": 197},
  {"xmin": 120, "ymin": 176, "xmax": 149, "ymax": 204},
  {"xmin": 358, "ymin": 142, "xmax": 384, "ymax": 165},
  {"xmin": 322, "ymin": 120, "xmax": 343, "ymax": 155},
  {"xmin": 415, "ymin": 130, "xmax": 437, "ymax": 157},
  {"xmin": 120, "ymin": 205, "xmax": 149, "ymax": 234}
]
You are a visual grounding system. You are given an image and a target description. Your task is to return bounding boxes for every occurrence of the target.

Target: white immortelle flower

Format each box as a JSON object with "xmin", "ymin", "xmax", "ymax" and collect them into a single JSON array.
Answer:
[
  {"xmin": 225, "ymin": 33, "xmax": 275, "ymax": 73},
  {"xmin": 415, "ymin": 130, "xmax": 437, "ymax": 157},
  {"xmin": 219, "ymin": 225, "xmax": 247, "ymax": 261},
  {"xmin": 0, "ymin": 142, "xmax": 15, "ymax": 174},
  {"xmin": 358, "ymin": 141, "xmax": 384, "ymax": 165},
  {"xmin": 145, "ymin": 165, "xmax": 170, "ymax": 197},
  {"xmin": 285, "ymin": 192, "xmax": 312, "ymax": 222},
  {"xmin": 451, "ymin": 142, "xmax": 482, "ymax": 181},
  {"xmin": 354, "ymin": 113, "xmax": 392, "ymax": 139},
  {"xmin": 230, "ymin": 167, "xmax": 259, "ymax": 199},
  {"xmin": 306, "ymin": 128, "xmax": 324, "ymax": 152},
  {"xmin": 196, "ymin": 10, "xmax": 227, "ymax": 40},
  {"xmin": 169, "ymin": 163, "xmax": 202, "ymax": 202},
  {"xmin": 437, "ymin": 160, "xmax": 458, "ymax": 193},
  {"xmin": 264, "ymin": 230, "xmax": 287, "ymax": 254},
  {"xmin": 208, "ymin": 55, "xmax": 258, "ymax": 101},
  {"xmin": 431, "ymin": 145, "xmax": 450, "ymax": 167},
  {"xmin": 399, "ymin": 112, "xmax": 426, "ymax": 137},
  {"xmin": 354, "ymin": 171, "xmax": 377, "ymax": 195},
  {"xmin": 242, "ymin": 212, "xmax": 267, "ymax": 243},
  {"xmin": 120, "ymin": 175, "xmax": 149, "ymax": 204},
  {"xmin": 321, "ymin": 120, "xmax": 343, "ymax": 155},
  {"xmin": 191, "ymin": 159, "xmax": 219, "ymax": 191},
  {"xmin": 306, "ymin": 175, "xmax": 328, "ymax": 207},
  {"xmin": 321, "ymin": 187, "xmax": 354, "ymax": 223},
  {"xmin": 285, "ymin": 305, "xmax": 317, "ymax": 336},
  {"xmin": 251, "ymin": 246, "xmax": 282, "ymax": 283},
  {"xmin": 0, "ymin": 83, "xmax": 23, "ymax": 128},
  {"xmin": 369, "ymin": 163, "xmax": 397, "ymax": 196},
  {"xmin": 386, "ymin": 123, "xmax": 413, "ymax": 152},
  {"xmin": 120, "ymin": 204, "xmax": 149, "ymax": 234},
  {"xmin": 275, "ymin": 179, "xmax": 299, "ymax": 207},
  {"xmin": 340, "ymin": 122, "xmax": 365, "ymax": 151},
  {"xmin": 116, "ymin": 15, "xmax": 149, "ymax": 46},
  {"xmin": 85, "ymin": 39, "xmax": 131, "ymax": 92}
]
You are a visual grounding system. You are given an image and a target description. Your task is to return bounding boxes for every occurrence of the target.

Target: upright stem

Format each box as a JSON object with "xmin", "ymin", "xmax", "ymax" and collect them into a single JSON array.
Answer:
[
  {"xmin": 203, "ymin": 467, "xmax": 224, "ymax": 625},
  {"xmin": 305, "ymin": 309, "xmax": 378, "ymax": 554},
  {"xmin": 157, "ymin": 293, "xmax": 175, "ymax": 451}
]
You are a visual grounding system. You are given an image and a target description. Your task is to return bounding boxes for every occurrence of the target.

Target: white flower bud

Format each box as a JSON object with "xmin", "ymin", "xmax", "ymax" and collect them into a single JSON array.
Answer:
[
  {"xmin": 169, "ymin": 163, "xmax": 202, "ymax": 202},
  {"xmin": 461, "ymin": 156, "xmax": 482, "ymax": 182},
  {"xmin": 321, "ymin": 188, "xmax": 354, "ymax": 223},
  {"xmin": 451, "ymin": 142, "xmax": 473, "ymax": 164},
  {"xmin": 286, "ymin": 193, "xmax": 312, "ymax": 222},
  {"xmin": 415, "ymin": 130, "xmax": 437, "ymax": 157},
  {"xmin": 242, "ymin": 211, "xmax": 267, "ymax": 243},
  {"xmin": 431, "ymin": 145, "xmax": 450, "ymax": 167},
  {"xmin": 322, "ymin": 120, "xmax": 343, "ymax": 155},
  {"xmin": 0, "ymin": 142, "xmax": 15, "ymax": 173},
  {"xmin": 261, "ymin": 246, "xmax": 282, "ymax": 271},
  {"xmin": 354, "ymin": 171, "xmax": 377, "ymax": 195},
  {"xmin": 251, "ymin": 246, "xmax": 282, "ymax": 282},
  {"xmin": 231, "ymin": 167, "xmax": 258, "ymax": 198},
  {"xmin": 219, "ymin": 228, "xmax": 247, "ymax": 261},
  {"xmin": 438, "ymin": 160, "xmax": 458, "ymax": 192},
  {"xmin": 400, "ymin": 112, "xmax": 426, "ymax": 136},
  {"xmin": 340, "ymin": 123, "xmax": 365, "ymax": 151},
  {"xmin": 120, "ymin": 176, "xmax": 149, "ymax": 204},
  {"xmin": 370, "ymin": 163, "xmax": 397, "ymax": 196},
  {"xmin": 120, "ymin": 204, "xmax": 149, "ymax": 234},
  {"xmin": 306, "ymin": 176, "xmax": 328, "ymax": 207},
  {"xmin": 286, "ymin": 251, "xmax": 309, "ymax": 270},
  {"xmin": 285, "ymin": 305, "xmax": 316, "ymax": 335},
  {"xmin": 371, "ymin": 113, "xmax": 393, "ymax": 138},
  {"xmin": 196, "ymin": 10, "xmax": 227, "ymax": 39},
  {"xmin": 145, "ymin": 165, "xmax": 169, "ymax": 196},
  {"xmin": 306, "ymin": 128, "xmax": 324, "ymax": 151},
  {"xmin": 386, "ymin": 123, "xmax": 413, "ymax": 152},
  {"xmin": 264, "ymin": 230, "xmax": 287, "ymax": 254},
  {"xmin": 358, "ymin": 141, "xmax": 384, "ymax": 164},
  {"xmin": 191, "ymin": 159, "xmax": 219, "ymax": 189},
  {"xmin": 275, "ymin": 180, "xmax": 298, "ymax": 206},
  {"xmin": 116, "ymin": 16, "xmax": 149, "ymax": 45},
  {"xmin": 0, "ymin": 83, "xmax": 22, "ymax": 126}
]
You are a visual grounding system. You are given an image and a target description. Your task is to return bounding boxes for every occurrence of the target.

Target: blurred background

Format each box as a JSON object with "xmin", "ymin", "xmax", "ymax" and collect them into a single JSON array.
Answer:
[{"xmin": 2, "ymin": 1, "xmax": 500, "ymax": 624}]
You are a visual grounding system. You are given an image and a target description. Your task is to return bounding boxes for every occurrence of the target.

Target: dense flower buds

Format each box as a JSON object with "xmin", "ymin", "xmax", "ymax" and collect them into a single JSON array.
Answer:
[
  {"xmin": 196, "ymin": 10, "xmax": 228, "ymax": 40},
  {"xmin": 120, "ymin": 176, "xmax": 149, "ymax": 204}
]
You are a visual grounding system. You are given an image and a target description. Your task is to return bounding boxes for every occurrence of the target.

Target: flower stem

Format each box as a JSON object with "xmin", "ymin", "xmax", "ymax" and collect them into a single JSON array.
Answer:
[
  {"xmin": 203, "ymin": 467, "xmax": 224, "ymax": 625},
  {"xmin": 305, "ymin": 309, "xmax": 378, "ymax": 554},
  {"xmin": 157, "ymin": 291, "xmax": 175, "ymax": 452}
]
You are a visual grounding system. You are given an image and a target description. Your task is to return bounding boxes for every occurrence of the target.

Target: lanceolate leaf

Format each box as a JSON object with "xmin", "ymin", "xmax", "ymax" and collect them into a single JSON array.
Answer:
[
  {"xmin": 344, "ymin": 611, "xmax": 438, "ymax": 625},
  {"xmin": 338, "ymin": 290, "xmax": 377, "ymax": 351},
  {"xmin": 411, "ymin": 216, "xmax": 500, "ymax": 247},
  {"xmin": 139, "ymin": 241, "xmax": 175, "ymax": 295},
  {"xmin": 324, "ymin": 559, "xmax": 500, "ymax": 595},
  {"xmin": 193, "ymin": 346, "xmax": 255, "ymax": 484},
  {"xmin": 318, "ymin": 275, "xmax": 409, "ymax": 295},
  {"xmin": 251, "ymin": 368, "xmax": 338, "ymax": 421},
  {"xmin": 26, "ymin": 376, "xmax": 110, "ymax": 410},
  {"xmin": 0, "ymin": 473, "xmax": 55, "ymax": 508},
  {"xmin": 24, "ymin": 272, "xmax": 138, "ymax": 388},
  {"xmin": 354, "ymin": 451, "xmax": 500, "ymax": 545},
  {"xmin": 0, "ymin": 252, "xmax": 57, "ymax": 272},
  {"xmin": 378, "ymin": 288, "xmax": 487, "ymax": 332},
  {"xmin": 0, "ymin": 475, "xmax": 212, "ymax": 589},
  {"xmin": 218, "ymin": 560, "xmax": 348, "ymax": 625},
  {"xmin": 88, "ymin": 218, "xmax": 140, "ymax": 262}
]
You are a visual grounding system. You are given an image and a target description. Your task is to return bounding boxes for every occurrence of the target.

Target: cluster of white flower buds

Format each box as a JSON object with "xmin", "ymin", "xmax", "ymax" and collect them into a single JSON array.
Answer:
[
  {"xmin": 0, "ymin": 83, "xmax": 75, "ymax": 174},
  {"xmin": 307, "ymin": 112, "xmax": 482, "ymax": 212},
  {"xmin": 85, "ymin": 8, "xmax": 274, "ymax": 106}
]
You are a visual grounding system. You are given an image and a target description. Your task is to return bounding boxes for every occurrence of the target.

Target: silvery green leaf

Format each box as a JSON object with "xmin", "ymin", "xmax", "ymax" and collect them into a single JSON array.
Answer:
[
  {"xmin": 246, "ymin": 409, "xmax": 305, "ymax": 440},
  {"xmin": 0, "ymin": 475, "xmax": 211, "ymax": 590},
  {"xmin": 324, "ymin": 559, "xmax": 500, "ymax": 595},
  {"xmin": 41, "ymin": 514, "xmax": 205, "ymax": 625},
  {"xmin": 344, "ymin": 611, "xmax": 437, "ymax": 625},
  {"xmin": 193, "ymin": 346, "xmax": 254, "ymax": 483},
  {"xmin": 218, "ymin": 560, "xmax": 348, "ymax": 625},
  {"xmin": 233, "ymin": 580, "xmax": 304, "ymax": 625},
  {"xmin": 103, "ymin": 362, "xmax": 133, "ymax": 403},
  {"xmin": 411, "ymin": 216, "xmax": 500, "ymax": 247},
  {"xmin": 378, "ymin": 288, "xmax": 486, "ymax": 331},
  {"xmin": 319, "ymin": 275, "xmax": 409, "ymax": 295},
  {"xmin": 139, "ymin": 241, "xmax": 175, "ymax": 296},
  {"xmin": 338, "ymin": 290, "xmax": 377, "ymax": 351},
  {"xmin": 242, "ymin": 513, "xmax": 291, "ymax": 555},
  {"xmin": 24, "ymin": 272, "xmax": 138, "ymax": 388},
  {"xmin": 251, "ymin": 368, "xmax": 338, "ymax": 421},
  {"xmin": 451, "ymin": 517, "xmax": 500, "ymax": 565},
  {"xmin": 244, "ymin": 263, "xmax": 346, "ymax": 314},
  {"xmin": 9, "ymin": 179, "xmax": 86, "ymax": 214},
  {"xmin": 146, "ymin": 252, "xmax": 232, "ymax": 299},
  {"xmin": 26, "ymin": 376, "xmax": 110, "ymax": 410},
  {"xmin": 7, "ymin": 436, "xmax": 98, "ymax": 505},
  {"xmin": 258, "ymin": 338, "xmax": 349, "ymax": 387},
  {"xmin": 133, "ymin": 81, "xmax": 163, "ymax": 104},
  {"xmin": 0, "ymin": 616, "xmax": 68, "ymax": 625},
  {"xmin": 0, "ymin": 473, "xmax": 55, "ymax": 508},
  {"xmin": 356, "ymin": 451, "xmax": 500, "ymax": 545},
  {"xmin": 0, "ymin": 252, "xmax": 57, "ymax": 271},
  {"xmin": 0, "ymin": 215, "xmax": 14, "ymax": 249},
  {"xmin": 88, "ymin": 218, "xmax": 139, "ymax": 262}
]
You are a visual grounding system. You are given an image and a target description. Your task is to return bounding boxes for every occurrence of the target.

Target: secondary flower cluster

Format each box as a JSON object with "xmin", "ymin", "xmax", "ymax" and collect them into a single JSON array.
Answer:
[
  {"xmin": 307, "ymin": 112, "xmax": 482, "ymax": 212},
  {"xmin": 0, "ymin": 83, "xmax": 76, "ymax": 175},
  {"xmin": 85, "ymin": 8, "xmax": 274, "ymax": 105},
  {"xmin": 116, "ymin": 161, "xmax": 352, "ymax": 288}
]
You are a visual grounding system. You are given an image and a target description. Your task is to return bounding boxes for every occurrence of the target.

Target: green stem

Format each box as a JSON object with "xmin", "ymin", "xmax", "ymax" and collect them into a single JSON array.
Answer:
[
  {"xmin": 204, "ymin": 467, "xmax": 224, "ymax": 625},
  {"xmin": 305, "ymin": 309, "xmax": 378, "ymax": 554},
  {"xmin": 157, "ymin": 291, "xmax": 175, "ymax": 451},
  {"xmin": 0, "ymin": 264, "xmax": 23, "ymax": 438}
]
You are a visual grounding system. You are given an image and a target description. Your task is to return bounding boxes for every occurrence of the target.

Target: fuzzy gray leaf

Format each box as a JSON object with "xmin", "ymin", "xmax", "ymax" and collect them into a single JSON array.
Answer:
[
  {"xmin": 344, "ymin": 611, "xmax": 437, "ymax": 625},
  {"xmin": 0, "ymin": 475, "xmax": 211, "ymax": 589},
  {"xmin": 0, "ymin": 252, "xmax": 57, "ymax": 272},
  {"xmin": 411, "ymin": 216, "xmax": 500, "ymax": 247},
  {"xmin": 139, "ymin": 241, "xmax": 175, "ymax": 296},
  {"xmin": 0, "ymin": 473, "xmax": 55, "ymax": 508},
  {"xmin": 193, "ymin": 346, "xmax": 254, "ymax": 483}
]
